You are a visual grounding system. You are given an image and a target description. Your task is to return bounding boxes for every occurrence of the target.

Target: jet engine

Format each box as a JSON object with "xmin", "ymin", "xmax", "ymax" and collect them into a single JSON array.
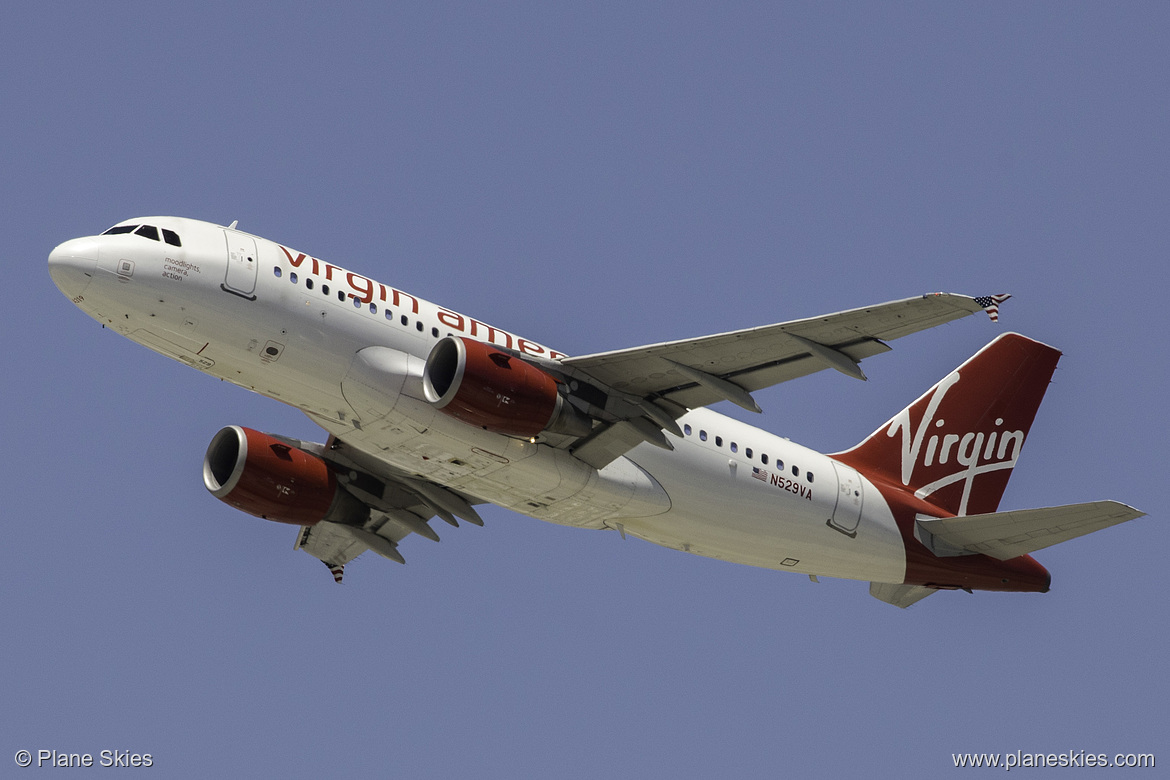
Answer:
[
  {"xmin": 203, "ymin": 426, "xmax": 365, "ymax": 525},
  {"xmin": 422, "ymin": 336, "xmax": 591, "ymax": 438}
]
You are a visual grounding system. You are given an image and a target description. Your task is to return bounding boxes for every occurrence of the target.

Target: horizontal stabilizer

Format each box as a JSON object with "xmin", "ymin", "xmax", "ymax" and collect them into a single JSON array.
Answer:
[
  {"xmin": 869, "ymin": 582, "xmax": 938, "ymax": 608},
  {"xmin": 916, "ymin": 501, "xmax": 1145, "ymax": 561}
]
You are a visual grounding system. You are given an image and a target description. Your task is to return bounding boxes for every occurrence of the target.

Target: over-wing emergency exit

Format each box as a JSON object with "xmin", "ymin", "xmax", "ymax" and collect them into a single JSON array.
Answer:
[{"xmin": 48, "ymin": 216, "xmax": 1146, "ymax": 606}]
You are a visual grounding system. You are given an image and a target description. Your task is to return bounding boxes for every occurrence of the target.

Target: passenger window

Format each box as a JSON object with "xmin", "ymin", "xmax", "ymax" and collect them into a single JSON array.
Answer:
[
  {"xmin": 730, "ymin": 442, "xmax": 738, "ymax": 453},
  {"xmin": 273, "ymin": 267, "xmax": 282, "ymax": 278},
  {"xmin": 102, "ymin": 225, "xmax": 137, "ymax": 235},
  {"xmin": 306, "ymin": 278, "xmax": 314, "ymax": 290},
  {"xmin": 715, "ymin": 436, "xmax": 723, "ymax": 447},
  {"xmin": 385, "ymin": 310, "xmax": 394, "ymax": 321},
  {"xmin": 416, "ymin": 321, "xmax": 423, "ymax": 332},
  {"xmin": 792, "ymin": 465, "xmax": 799, "ymax": 477},
  {"xmin": 290, "ymin": 272, "xmax": 298, "ymax": 284},
  {"xmin": 338, "ymin": 290, "xmax": 346, "ymax": 302},
  {"xmin": 745, "ymin": 447, "xmax": 753, "ymax": 459},
  {"xmin": 699, "ymin": 430, "xmax": 707, "ymax": 442},
  {"xmin": 161, "ymin": 228, "xmax": 181, "ymax": 246},
  {"xmin": 401, "ymin": 315, "xmax": 408, "ymax": 326},
  {"xmin": 684, "ymin": 424, "xmax": 692, "ymax": 436},
  {"xmin": 431, "ymin": 327, "xmax": 439, "ymax": 337},
  {"xmin": 761, "ymin": 454, "xmax": 768, "ymax": 464},
  {"xmin": 777, "ymin": 460, "xmax": 784, "ymax": 471},
  {"xmin": 370, "ymin": 303, "xmax": 378, "ymax": 314},
  {"xmin": 352, "ymin": 296, "xmax": 361, "ymax": 308},
  {"xmin": 807, "ymin": 472, "xmax": 814, "ymax": 483},
  {"xmin": 322, "ymin": 284, "xmax": 330, "ymax": 295},
  {"xmin": 135, "ymin": 225, "xmax": 160, "ymax": 241}
]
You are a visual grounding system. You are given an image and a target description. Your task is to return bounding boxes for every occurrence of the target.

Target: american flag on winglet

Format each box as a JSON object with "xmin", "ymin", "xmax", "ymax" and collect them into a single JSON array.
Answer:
[
  {"xmin": 974, "ymin": 293, "xmax": 1012, "ymax": 323},
  {"xmin": 325, "ymin": 561, "xmax": 344, "ymax": 584},
  {"xmin": 751, "ymin": 467, "xmax": 769, "ymax": 482}
]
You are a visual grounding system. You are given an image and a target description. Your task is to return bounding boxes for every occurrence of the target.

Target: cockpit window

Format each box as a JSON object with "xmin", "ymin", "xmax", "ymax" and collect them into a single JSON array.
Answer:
[{"xmin": 102, "ymin": 223, "xmax": 181, "ymax": 246}]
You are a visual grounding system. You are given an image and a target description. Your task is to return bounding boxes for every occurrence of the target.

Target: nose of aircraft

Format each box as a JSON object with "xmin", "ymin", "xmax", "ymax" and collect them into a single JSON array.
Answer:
[{"xmin": 48, "ymin": 237, "xmax": 100, "ymax": 299}]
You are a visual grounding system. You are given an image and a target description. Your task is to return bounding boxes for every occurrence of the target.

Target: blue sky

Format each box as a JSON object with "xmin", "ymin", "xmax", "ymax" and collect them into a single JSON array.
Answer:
[{"xmin": 4, "ymin": 3, "xmax": 1167, "ymax": 777}]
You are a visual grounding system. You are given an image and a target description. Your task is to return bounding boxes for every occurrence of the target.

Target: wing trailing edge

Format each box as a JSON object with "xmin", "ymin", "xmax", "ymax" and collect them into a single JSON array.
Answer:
[{"xmin": 289, "ymin": 434, "xmax": 490, "ymax": 579}]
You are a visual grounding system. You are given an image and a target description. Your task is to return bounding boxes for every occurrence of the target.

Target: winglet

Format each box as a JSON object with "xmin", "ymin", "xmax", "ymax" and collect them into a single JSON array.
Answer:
[
  {"xmin": 325, "ymin": 561, "xmax": 344, "ymax": 583},
  {"xmin": 974, "ymin": 293, "xmax": 1012, "ymax": 323}
]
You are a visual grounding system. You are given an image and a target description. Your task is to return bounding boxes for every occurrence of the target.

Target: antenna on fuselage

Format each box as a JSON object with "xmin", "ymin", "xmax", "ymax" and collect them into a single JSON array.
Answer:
[{"xmin": 227, "ymin": 220, "xmax": 238, "ymax": 230}]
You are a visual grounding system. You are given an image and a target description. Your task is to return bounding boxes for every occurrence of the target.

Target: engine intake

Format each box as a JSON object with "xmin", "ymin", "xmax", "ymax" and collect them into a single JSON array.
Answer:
[
  {"xmin": 203, "ymin": 426, "xmax": 365, "ymax": 525},
  {"xmin": 422, "ymin": 337, "xmax": 590, "ymax": 438}
]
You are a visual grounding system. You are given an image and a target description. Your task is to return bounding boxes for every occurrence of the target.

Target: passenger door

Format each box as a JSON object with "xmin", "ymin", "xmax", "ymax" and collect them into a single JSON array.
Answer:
[{"xmin": 222, "ymin": 230, "xmax": 258, "ymax": 299}]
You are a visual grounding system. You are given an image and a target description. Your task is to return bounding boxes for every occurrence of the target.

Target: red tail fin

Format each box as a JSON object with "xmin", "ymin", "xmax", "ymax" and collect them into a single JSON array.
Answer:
[{"xmin": 834, "ymin": 333, "xmax": 1061, "ymax": 516}]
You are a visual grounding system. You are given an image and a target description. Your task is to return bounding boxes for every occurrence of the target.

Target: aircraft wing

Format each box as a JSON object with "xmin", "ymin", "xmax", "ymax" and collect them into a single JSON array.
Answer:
[
  {"xmin": 560, "ymin": 293, "xmax": 999, "ymax": 467},
  {"xmin": 275, "ymin": 429, "xmax": 486, "ymax": 580}
]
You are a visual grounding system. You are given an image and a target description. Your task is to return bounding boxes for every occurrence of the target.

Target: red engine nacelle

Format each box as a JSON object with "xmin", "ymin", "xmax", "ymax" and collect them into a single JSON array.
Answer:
[
  {"xmin": 202, "ymin": 426, "xmax": 363, "ymax": 526},
  {"xmin": 422, "ymin": 337, "xmax": 590, "ymax": 438}
]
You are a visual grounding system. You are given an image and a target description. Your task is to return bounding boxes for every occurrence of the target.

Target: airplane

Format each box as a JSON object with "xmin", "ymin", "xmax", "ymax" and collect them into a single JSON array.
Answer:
[{"xmin": 47, "ymin": 216, "xmax": 1146, "ymax": 607}]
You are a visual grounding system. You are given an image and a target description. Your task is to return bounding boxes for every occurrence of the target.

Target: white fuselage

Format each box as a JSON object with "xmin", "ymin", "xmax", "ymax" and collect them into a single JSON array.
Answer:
[{"xmin": 49, "ymin": 217, "xmax": 906, "ymax": 583}]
